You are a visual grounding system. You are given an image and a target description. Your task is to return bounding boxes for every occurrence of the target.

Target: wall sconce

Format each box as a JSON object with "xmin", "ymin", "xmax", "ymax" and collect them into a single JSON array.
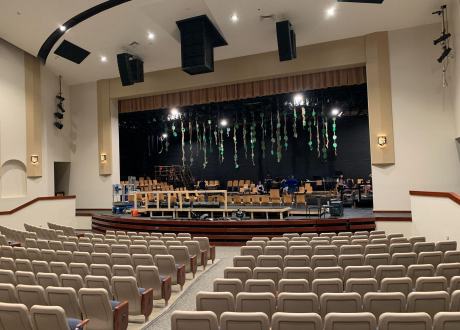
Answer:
[
  {"xmin": 31, "ymin": 155, "xmax": 39, "ymax": 165},
  {"xmin": 378, "ymin": 135, "xmax": 387, "ymax": 148},
  {"xmin": 100, "ymin": 154, "xmax": 107, "ymax": 163}
]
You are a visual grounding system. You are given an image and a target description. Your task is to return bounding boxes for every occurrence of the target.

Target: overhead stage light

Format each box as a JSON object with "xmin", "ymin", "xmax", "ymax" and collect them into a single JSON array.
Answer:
[
  {"xmin": 434, "ymin": 33, "xmax": 451, "ymax": 45},
  {"xmin": 220, "ymin": 119, "xmax": 228, "ymax": 126},
  {"xmin": 54, "ymin": 122, "xmax": 63, "ymax": 130},
  {"xmin": 438, "ymin": 47, "xmax": 452, "ymax": 63},
  {"xmin": 331, "ymin": 109, "xmax": 340, "ymax": 116},
  {"xmin": 57, "ymin": 103, "xmax": 65, "ymax": 112},
  {"xmin": 60, "ymin": 26, "xmax": 66, "ymax": 32},
  {"xmin": 162, "ymin": 133, "xmax": 167, "ymax": 138},
  {"xmin": 171, "ymin": 108, "xmax": 178, "ymax": 115},
  {"xmin": 294, "ymin": 94, "xmax": 303, "ymax": 105},
  {"xmin": 54, "ymin": 112, "xmax": 63, "ymax": 120}
]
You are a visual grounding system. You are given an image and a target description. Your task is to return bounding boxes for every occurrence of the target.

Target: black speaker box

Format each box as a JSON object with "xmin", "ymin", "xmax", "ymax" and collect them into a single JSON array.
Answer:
[
  {"xmin": 176, "ymin": 15, "xmax": 227, "ymax": 75},
  {"xmin": 276, "ymin": 20, "xmax": 297, "ymax": 62},
  {"xmin": 117, "ymin": 53, "xmax": 134, "ymax": 86},
  {"xmin": 130, "ymin": 59, "xmax": 144, "ymax": 83}
]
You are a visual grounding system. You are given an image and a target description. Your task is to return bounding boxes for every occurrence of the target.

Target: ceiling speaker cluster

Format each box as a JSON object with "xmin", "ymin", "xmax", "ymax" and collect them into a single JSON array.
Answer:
[
  {"xmin": 337, "ymin": 0, "xmax": 384, "ymax": 3},
  {"xmin": 116, "ymin": 53, "xmax": 144, "ymax": 86},
  {"xmin": 276, "ymin": 20, "xmax": 297, "ymax": 62}
]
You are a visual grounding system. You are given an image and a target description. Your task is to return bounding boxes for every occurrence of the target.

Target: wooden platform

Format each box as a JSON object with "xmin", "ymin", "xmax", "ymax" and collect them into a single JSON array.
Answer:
[{"xmin": 91, "ymin": 214, "xmax": 376, "ymax": 246}]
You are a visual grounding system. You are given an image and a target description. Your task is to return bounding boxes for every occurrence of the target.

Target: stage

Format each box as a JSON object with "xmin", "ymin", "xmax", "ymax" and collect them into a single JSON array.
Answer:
[{"xmin": 84, "ymin": 208, "xmax": 411, "ymax": 246}]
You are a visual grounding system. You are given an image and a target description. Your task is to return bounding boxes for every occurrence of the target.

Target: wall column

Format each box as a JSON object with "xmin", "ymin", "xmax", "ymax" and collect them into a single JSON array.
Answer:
[
  {"xmin": 97, "ymin": 79, "xmax": 112, "ymax": 175},
  {"xmin": 24, "ymin": 53, "xmax": 42, "ymax": 177},
  {"xmin": 365, "ymin": 32, "xmax": 395, "ymax": 165}
]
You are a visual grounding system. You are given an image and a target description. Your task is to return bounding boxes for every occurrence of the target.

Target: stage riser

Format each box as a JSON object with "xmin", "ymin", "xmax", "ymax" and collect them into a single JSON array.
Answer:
[{"xmin": 91, "ymin": 215, "xmax": 376, "ymax": 245}]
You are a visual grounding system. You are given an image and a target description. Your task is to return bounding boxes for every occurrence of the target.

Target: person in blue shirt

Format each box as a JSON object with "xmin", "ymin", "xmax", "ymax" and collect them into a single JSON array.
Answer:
[
  {"xmin": 285, "ymin": 175, "xmax": 299, "ymax": 194},
  {"xmin": 199, "ymin": 178, "xmax": 206, "ymax": 190}
]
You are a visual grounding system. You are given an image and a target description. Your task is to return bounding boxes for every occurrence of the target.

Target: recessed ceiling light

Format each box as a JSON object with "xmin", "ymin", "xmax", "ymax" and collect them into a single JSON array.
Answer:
[
  {"xmin": 331, "ymin": 109, "xmax": 340, "ymax": 116},
  {"xmin": 60, "ymin": 26, "xmax": 66, "ymax": 32},
  {"xmin": 231, "ymin": 14, "xmax": 239, "ymax": 21},
  {"xmin": 327, "ymin": 7, "xmax": 335, "ymax": 16},
  {"xmin": 171, "ymin": 108, "xmax": 179, "ymax": 115},
  {"xmin": 148, "ymin": 33, "xmax": 154, "ymax": 40},
  {"xmin": 100, "ymin": 56, "xmax": 107, "ymax": 62}
]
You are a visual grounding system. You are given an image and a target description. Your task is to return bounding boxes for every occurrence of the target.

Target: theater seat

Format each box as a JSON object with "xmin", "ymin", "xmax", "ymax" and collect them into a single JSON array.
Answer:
[
  {"xmin": 224, "ymin": 267, "xmax": 252, "ymax": 286},
  {"xmin": 433, "ymin": 312, "xmax": 460, "ymax": 330},
  {"xmin": 407, "ymin": 291, "xmax": 450, "ymax": 318},
  {"xmin": 363, "ymin": 292, "xmax": 406, "ymax": 322},
  {"xmin": 171, "ymin": 311, "xmax": 219, "ymax": 330},
  {"xmin": 30, "ymin": 305, "xmax": 88, "ymax": 330},
  {"xmin": 196, "ymin": 291, "xmax": 235, "ymax": 324},
  {"xmin": 379, "ymin": 312, "xmax": 432, "ymax": 330},
  {"xmin": 277, "ymin": 293, "xmax": 319, "ymax": 313},
  {"xmin": 324, "ymin": 312, "xmax": 376, "ymax": 330},
  {"xmin": 45, "ymin": 287, "xmax": 82, "ymax": 319},
  {"xmin": 245, "ymin": 279, "xmax": 276, "ymax": 295},
  {"xmin": 220, "ymin": 312, "xmax": 269, "ymax": 330},
  {"xmin": 271, "ymin": 312, "xmax": 322, "ymax": 330},
  {"xmin": 320, "ymin": 293, "xmax": 362, "ymax": 318},
  {"xmin": 213, "ymin": 278, "xmax": 243, "ymax": 300},
  {"xmin": 236, "ymin": 292, "xmax": 276, "ymax": 321},
  {"xmin": 0, "ymin": 302, "xmax": 34, "ymax": 330},
  {"xmin": 111, "ymin": 276, "xmax": 153, "ymax": 322}
]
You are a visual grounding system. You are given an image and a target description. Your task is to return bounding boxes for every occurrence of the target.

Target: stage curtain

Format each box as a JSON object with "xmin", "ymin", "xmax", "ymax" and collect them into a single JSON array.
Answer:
[{"xmin": 119, "ymin": 66, "xmax": 366, "ymax": 113}]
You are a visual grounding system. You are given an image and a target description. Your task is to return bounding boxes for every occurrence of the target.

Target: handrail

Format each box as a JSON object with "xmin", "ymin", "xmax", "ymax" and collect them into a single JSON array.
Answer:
[
  {"xmin": 0, "ymin": 195, "xmax": 76, "ymax": 216},
  {"xmin": 409, "ymin": 191, "xmax": 460, "ymax": 206}
]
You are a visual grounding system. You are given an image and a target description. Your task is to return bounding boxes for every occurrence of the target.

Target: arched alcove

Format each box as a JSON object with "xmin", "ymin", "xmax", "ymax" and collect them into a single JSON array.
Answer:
[{"xmin": 1, "ymin": 160, "xmax": 27, "ymax": 198}]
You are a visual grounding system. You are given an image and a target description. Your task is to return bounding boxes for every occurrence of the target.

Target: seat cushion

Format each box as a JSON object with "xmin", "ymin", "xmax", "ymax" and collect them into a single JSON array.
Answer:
[
  {"xmin": 110, "ymin": 300, "xmax": 121, "ymax": 310},
  {"xmin": 67, "ymin": 318, "xmax": 83, "ymax": 330}
]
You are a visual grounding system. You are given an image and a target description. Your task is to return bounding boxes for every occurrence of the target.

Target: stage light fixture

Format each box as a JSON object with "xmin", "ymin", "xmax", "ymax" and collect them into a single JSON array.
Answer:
[
  {"xmin": 331, "ymin": 108, "xmax": 340, "ymax": 116},
  {"xmin": 220, "ymin": 119, "xmax": 228, "ymax": 126},
  {"xmin": 57, "ymin": 103, "xmax": 65, "ymax": 112},
  {"xmin": 148, "ymin": 33, "xmax": 154, "ymax": 39},
  {"xmin": 438, "ymin": 47, "xmax": 452, "ymax": 63},
  {"xmin": 162, "ymin": 133, "xmax": 167, "ymax": 138},
  {"xmin": 56, "ymin": 95, "xmax": 65, "ymax": 102},
  {"xmin": 327, "ymin": 7, "xmax": 335, "ymax": 16},
  {"xmin": 171, "ymin": 108, "xmax": 178, "ymax": 115},
  {"xmin": 378, "ymin": 135, "xmax": 387, "ymax": 148},
  {"xmin": 54, "ymin": 112, "xmax": 63, "ymax": 120},
  {"xmin": 100, "ymin": 56, "xmax": 107, "ymax": 62},
  {"xmin": 60, "ymin": 26, "xmax": 66, "ymax": 32},
  {"xmin": 231, "ymin": 14, "xmax": 239, "ymax": 21},
  {"xmin": 54, "ymin": 122, "xmax": 63, "ymax": 130},
  {"xmin": 31, "ymin": 155, "xmax": 39, "ymax": 164},
  {"xmin": 434, "ymin": 33, "xmax": 451, "ymax": 45},
  {"xmin": 293, "ymin": 94, "xmax": 304, "ymax": 106}
]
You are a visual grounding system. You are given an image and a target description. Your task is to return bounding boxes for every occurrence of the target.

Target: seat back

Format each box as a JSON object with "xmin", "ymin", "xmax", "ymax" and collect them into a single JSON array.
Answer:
[
  {"xmin": 271, "ymin": 312, "xmax": 322, "ymax": 330},
  {"xmin": 437, "ymin": 263, "xmax": 460, "ymax": 285},
  {"xmin": 16, "ymin": 285, "xmax": 47, "ymax": 310},
  {"xmin": 381, "ymin": 277, "xmax": 413, "ymax": 297},
  {"xmin": 112, "ymin": 265, "xmax": 135, "ymax": 277},
  {"xmin": 363, "ymin": 292, "xmax": 406, "ymax": 322},
  {"xmin": 436, "ymin": 241, "xmax": 457, "ymax": 254},
  {"xmin": 220, "ymin": 311, "xmax": 269, "ymax": 330},
  {"xmin": 415, "ymin": 276, "xmax": 448, "ymax": 292},
  {"xmin": 30, "ymin": 305, "xmax": 71, "ymax": 330},
  {"xmin": 137, "ymin": 266, "xmax": 162, "ymax": 299},
  {"xmin": 283, "ymin": 267, "xmax": 313, "ymax": 283},
  {"xmin": 284, "ymin": 255, "xmax": 310, "ymax": 268},
  {"xmin": 36, "ymin": 273, "xmax": 59, "ymax": 289},
  {"xmin": 111, "ymin": 276, "xmax": 142, "ymax": 315},
  {"xmin": 320, "ymin": 292, "xmax": 362, "ymax": 318},
  {"xmin": 253, "ymin": 267, "xmax": 282, "ymax": 290},
  {"xmin": 0, "ymin": 302, "xmax": 34, "ymax": 330},
  {"xmin": 312, "ymin": 279, "xmax": 343, "ymax": 298},
  {"xmin": 49, "ymin": 262, "xmax": 69, "ymax": 278},
  {"xmin": 236, "ymin": 292, "xmax": 276, "ymax": 321},
  {"xmin": 111, "ymin": 253, "xmax": 132, "ymax": 266},
  {"xmin": 41, "ymin": 250, "xmax": 57, "ymax": 263},
  {"xmin": 407, "ymin": 291, "xmax": 450, "ymax": 318},
  {"xmin": 257, "ymin": 255, "xmax": 283, "ymax": 269},
  {"xmin": 289, "ymin": 246, "xmax": 312, "ymax": 257},
  {"xmin": 324, "ymin": 312, "xmax": 376, "ymax": 330},
  {"xmin": 338, "ymin": 254, "xmax": 364, "ymax": 268},
  {"xmin": 391, "ymin": 252, "xmax": 417, "ymax": 269},
  {"xmin": 90, "ymin": 264, "xmax": 112, "ymax": 279},
  {"xmin": 196, "ymin": 292, "xmax": 235, "ymax": 323},
  {"xmin": 45, "ymin": 286, "xmax": 81, "ymax": 319},
  {"xmin": 16, "ymin": 271, "xmax": 37, "ymax": 285},
  {"xmin": 345, "ymin": 278, "xmax": 377, "ymax": 298},
  {"xmin": 132, "ymin": 254, "xmax": 154, "ymax": 269},
  {"xmin": 149, "ymin": 246, "xmax": 168, "ymax": 259},
  {"xmin": 233, "ymin": 256, "xmax": 256, "ymax": 270},
  {"xmin": 59, "ymin": 274, "xmax": 84, "ymax": 293},
  {"xmin": 69, "ymin": 262, "xmax": 90, "ymax": 279},
  {"xmin": 418, "ymin": 251, "xmax": 444, "ymax": 269},
  {"xmin": 154, "ymin": 255, "xmax": 178, "ymax": 284},
  {"xmin": 245, "ymin": 279, "xmax": 276, "ymax": 295},
  {"xmin": 278, "ymin": 279, "xmax": 309, "ymax": 293},
  {"xmin": 314, "ymin": 266, "xmax": 343, "ymax": 280},
  {"xmin": 263, "ymin": 246, "xmax": 287, "ymax": 258},
  {"xmin": 0, "ymin": 283, "xmax": 18, "ymax": 303},
  {"xmin": 375, "ymin": 265, "xmax": 406, "ymax": 288},
  {"xmin": 311, "ymin": 255, "xmax": 337, "ymax": 269},
  {"xmin": 169, "ymin": 246, "xmax": 191, "ymax": 272},
  {"xmin": 365, "ymin": 244, "xmax": 388, "ymax": 255},
  {"xmin": 413, "ymin": 242, "xmax": 435, "ymax": 254},
  {"xmin": 63, "ymin": 241, "xmax": 78, "ymax": 253},
  {"xmin": 433, "ymin": 312, "xmax": 460, "ymax": 330},
  {"xmin": 277, "ymin": 292, "xmax": 319, "ymax": 313},
  {"xmin": 78, "ymin": 288, "xmax": 114, "ymax": 330}
]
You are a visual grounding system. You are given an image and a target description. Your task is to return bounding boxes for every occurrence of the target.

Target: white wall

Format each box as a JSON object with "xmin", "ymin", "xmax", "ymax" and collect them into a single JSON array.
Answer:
[
  {"xmin": 449, "ymin": 0, "xmax": 460, "ymax": 139},
  {"xmin": 69, "ymin": 82, "xmax": 119, "ymax": 209},
  {"xmin": 372, "ymin": 23, "xmax": 460, "ymax": 211}
]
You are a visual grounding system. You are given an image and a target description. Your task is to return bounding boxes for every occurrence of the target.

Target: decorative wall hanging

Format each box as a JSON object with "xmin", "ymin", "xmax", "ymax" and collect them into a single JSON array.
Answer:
[
  {"xmin": 276, "ymin": 110, "xmax": 282, "ymax": 162},
  {"xmin": 202, "ymin": 122, "xmax": 207, "ymax": 168},
  {"xmin": 196, "ymin": 118, "xmax": 200, "ymax": 156},
  {"xmin": 261, "ymin": 112, "xmax": 266, "ymax": 159},
  {"xmin": 250, "ymin": 112, "xmax": 255, "ymax": 165},
  {"xmin": 209, "ymin": 121, "xmax": 213, "ymax": 154},
  {"xmin": 219, "ymin": 127, "xmax": 224, "ymax": 163},
  {"xmin": 270, "ymin": 112, "xmax": 275, "ymax": 156},
  {"xmin": 308, "ymin": 120, "xmax": 313, "ymax": 151},
  {"xmin": 293, "ymin": 107, "xmax": 298, "ymax": 138},
  {"xmin": 234, "ymin": 125, "xmax": 238, "ymax": 168},
  {"xmin": 243, "ymin": 116, "xmax": 248, "ymax": 159},
  {"xmin": 283, "ymin": 111, "xmax": 288, "ymax": 151},
  {"xmin": 302, "ymin": 106, "xmax": 306, "ymax": 129},
  {"xmin": 189, "ymin": 121, "xmax": 193, "ymax": 166},
  {"xmin": 316, "ymin": 113, "xmax": 320, "ymax": 158},
  {"xmin": 333, "ymin": 117, "xmax": 338, "ymax": 155},
  {"xmin": 181, "ymin": 121, "xmax": 185, "ymax": 167},
  {"xmin": 172, "ymin": 121, "xmax": 177, "ymax": 137}
]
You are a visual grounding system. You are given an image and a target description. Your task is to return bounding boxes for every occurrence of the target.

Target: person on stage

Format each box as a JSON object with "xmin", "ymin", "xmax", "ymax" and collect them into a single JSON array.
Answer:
[
  {"xmin": 285, "ymin": 175, "xmax": 299, "ymax": 194},
  {"xmin": 264, "ymin": 172, "xmax": 273, "ymax": 192},
  {"xmin": 256, "ymin": 181, "xmax": 265, "ymax": 194},
  {"xmin": 199, "ymin": 178, "xmax": 206, "ymax": 190}
]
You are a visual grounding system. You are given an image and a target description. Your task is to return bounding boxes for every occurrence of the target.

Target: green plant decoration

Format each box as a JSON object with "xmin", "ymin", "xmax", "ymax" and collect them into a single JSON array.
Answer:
[
  {"xmin": 220, "ymin": 128, "xmax": 224, "ymax": 163},
  {"xmin": 302, "ymin": 106, "xmax": 306, "ymax": 129},
  {"xmin": 181, "ymin": 121, "xmax": 185, "ymax": 167},
  {"xmin": 164, "ymin": 123, "xmax": 169, "ymax": 152},
  {"xmin": 209, "ymin": 121, "xmax": 213, "ymax": 153},
  {"xmin": 283, "ymin": 111, "xmax": 288, "ymax": 150},
  {"xmin": 243, "ymin": 116, "xmax": 248, "ymax": 159},
  {"xmin": 227, "ymin": 127, "xmax": 230, "ymax": 137},
  {"xmin": 293, "ymin": 107, "xmax": 298, "ymax": 138},
  {"xmin": 270, "ymin": 112, "xmax": 275, "ymax": 156},
  {"xmin": 234, "ymin": 126, "xmax": 238, "ymax": 168},
  {"xmin": 308, "ymin": 120, "xmax": 313, "ymax": 151},
  {"xmin": 332, "ymin": 116, "xmax": 338, "ymax": 155},
  {"xmin": 316, "ymin": 113, "xmax": 320, "ymax": 158},
  {"xmin": 188, "ymin": 121, "xmax": 193, "ymax": 166},
  {"xmin": 322, "ymin": 114, "xmax": 327, "ymax": 160},
  {"xmin": 276, "ymin": 110, "xmax": 282, "ymax": 163},
  {"xmin": 202, "ymin": 123, "xmax": 207, "ymax": 168},
  {"xmin": 196, "ymin": 119, "xmax": 200, "ymax": 156}
]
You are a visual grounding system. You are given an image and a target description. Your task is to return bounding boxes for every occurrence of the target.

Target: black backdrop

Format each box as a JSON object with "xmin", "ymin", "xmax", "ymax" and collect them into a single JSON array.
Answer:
[{"xmin": 119, "ymin": 114, "xmax": 371, "ymax": 185}]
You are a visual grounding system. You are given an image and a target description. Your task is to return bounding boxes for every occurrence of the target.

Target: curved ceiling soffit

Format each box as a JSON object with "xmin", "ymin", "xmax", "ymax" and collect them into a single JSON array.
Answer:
[{"xmin": 38, "ymin": 0, "xmax": 132, "ymax": 63}]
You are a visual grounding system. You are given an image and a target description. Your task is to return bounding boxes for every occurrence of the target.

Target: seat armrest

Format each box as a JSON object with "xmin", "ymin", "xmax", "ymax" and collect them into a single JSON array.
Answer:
[
  {"xmin": 76, "ymin": 319, "xmax": 90, "ymax": 329},
  {"xmin": 201, "ymin": 249, "xmax": 208, "ymax": 269},
  {"xmin": 114, "ymin": 301, "xmax": 129, "ymax": 330},
  {"xmin": 161, "ymin": 276, "xmax": 172, "ymax": 305},
  {"xmin": 10, "ymin": 242, "xmax": 21, "ymax": 247},
  {"xmin": 141, "ymin": 288, "xmax": 154, "ymax": 319},
  {"xmin": 210, "ymin": 245, "xmax": 216, "ymax": 263},
  {"xmin": 190, "ymin": 255, "xmax": 197, "ymax": 276},
  {"xmin": 177, "ymin": 264, "xmax": 186, "ymax": 290}
]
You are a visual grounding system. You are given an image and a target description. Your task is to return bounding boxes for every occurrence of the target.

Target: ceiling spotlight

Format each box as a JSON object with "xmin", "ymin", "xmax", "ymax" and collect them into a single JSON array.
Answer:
[
  {"xmin": 148, "ymin": 33, "xmax": 154, "ymax": 39},
  {"xmin": 171, "ymin": 108, "xmax": 178, "ymax": 115},
  {"xmin": 57, "ymin": 103, "xmax": 65, "ymax": 112},
  {"xmin": 331, "ymin": 109, "xmax": 340, "ymax": 116},
  {"xmin": 54, "ymin": 112, "xmax": 63, "ymax": 120},
  {"xmin": 162, "ymin": 133, "xmax": 167, "ymax": 138},
  {"xmin": 327, "ymin": 7, "xmax": 335, "ymax": 16},
  {"xmin": 294, "ymin": 94, "xmax": 303, "ymax": 105},
  {"xmin": 54, "ymin": 122, "xmax": 63, "ymax": 130},
  {"xmin": 220, "ymin": 119, "xmax": 228, "ymax": 126},
  {"xmin": 434, "ymin": 33, "xmax": 451, "ymax": 45},
  {"xmin": 438, "ymin": 47, "xmax": 452, "ymax": 63},
  {"xmin": 100, "ymin": 56, "xmax": 107, "ymax": 62},
  {"xmin": 231, "ymin": 14, "xmax": 239, "ymax": 21},
  {"xmin": 60, "ymin": 25, "xmax": 66, "ymax": 32}
]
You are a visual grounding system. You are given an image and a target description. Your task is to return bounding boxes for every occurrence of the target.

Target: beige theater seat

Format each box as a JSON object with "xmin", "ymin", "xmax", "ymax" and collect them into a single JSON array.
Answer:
[
  {"xmin": 283, "ymin": 233, "xmax": 300, "ymax": 240},
  {"xmin": 45, "ymin": 287, "xmax": 82, "ymax": 319},
  {"xmin": 166, "ymin": 241, "xmax": 182, "ymax": 249},
  {"xmin": 312, "ymin": 279, "xmax": 343, "ymax": 298},
  {"xmin": 289, "ymin": 246, "xmax": 313, "ymax": 257},
  {"xmin": 0, "ymin": 302, "xmax": 34, "ymax": 330},
  {"xmin": 352, "ymin": 235, "xmax": 368, "ymax": 241},
  {"xmin": 111, "ymin": 276, "xmax": 153, "ymax": 322},
  {"xmin": 15, "ymin": 259, "xmax": 33, "ymax": 272},
  {"xmin": 267, "ymin": 241, "xmax": 288, "ymax": 247},
  {"xmin": 340, "ymin": 232, "xmax": 355, "ymax": 237},
  {"xmin": 224, "ymin": 267, "xmax": 252, "ymax": 285},
  {"xmin": 111, "ymin": 253, "xmax": 132, "ymax": 266},
  {"xmin": 73, "ymin": 252, "xmax": 92, "ymax": 266},
  {"xmin": 49, "ymin": 262, "xmax": 69, "ymax": 277},
  {"xmin": 95, "ymin": 244, "xmax": 111, "ymax": 254},
  {"xmin": 171, "ymin": 311, "xmax": 219, "ymax": 330},
  {"xmin": 133, "ymin": 240, "xmax": 148, "ymax": 246},
  {"xmin": 350, "ymin": 239, "xmax": 369, "ymax": 249},
  {"xmin": 288, "ymin": 241, "xmax": 308, "ymax": 249},
  {"xmin": 26, "ymin": 248, "xmax": 43, "ymax": 261},
  {"xmin": 78, "ymin": 243, "xmax": 94, "ymax": 254},
  {"xmin": 346, "ymin": 278, "xmax": 378, "ymax": 297},
  {"xmin": 32, "ymin": 260, "xmax": 51, "ymax": 274},
  {"xmin": 302, "ymin": 233, "xmax": 318, "ymax": 239},
  {"xmin": 279, "ymin": 279, "xmax": 309, "ymax": 293},
  {"xmin": 129, "ymin": 245, "xmax": 148, "ymax": 255},
  {"xmin": 41, "ymin": 250, "xmax": 57, "ymax": 263},
  {"xmin": 283, "ymin": 255, "xmax": 310, "ymax": 268},
  {"xmin": 213, "ymin": 278, "xmax": 243, "ymax": 300},
  {"xmin": 25, "ymin": 238, "xmax": 38, "ymax": 248},
  {"xmin": 278, "ymin": 292, "xmax": 319, "ymax": 313},
  {"xmin": 111, "ymin": 245, "xmax": 129, "ymax": 254},
  {"xmin": 365, "ymin": 244, "xmax": 388, "ymax": 255},
  {"xmin": 389, "ymin": 243, "xmax": 412, "ymax": 255},
  {"xmin": 36, "ymin": 273, "xmax": 59, "ymax": 289},
  {"xmin": 154, "ymin": 255, "xmax": 186, "ymax": 291},
  {"xmin": 56, "ymin": 251, "xmax": 74, "ymax": 265},
  {"xmin": 79, "ymin": 288, "xmax": 129, "ymax": 330},
  {"xmin": 104, "ymin": 239, "xmax": 117, "ymax": 246},
  {"xmin": 433, "ymin": 312, "xmax": 460, "ymax": 330},
  {"xmin": 177, "ymin": 233, "xmax": 191, "ymax": 238},
  {"xmin": 245, "ymin": 279, "xmax": 276, "ymax": 295},
  {"xmin": 0, "ymin": 258, "xmax": 17, "ymax": 272},
  {"xmin": 339, "ymin": 254, "xmax": 364, "ymax": 268},
  {"xmin": 0, "ymin": 283, "xmax": 18, "ymax": 303},
  {"xmin": 381, "ymin": 277, "xmax": 413, "ymax": 297},
  {"xmin": 450, "ymin": 277, "xmax": 460, "ymax": 296},
  {"xmin": 16, "ymin": 285, "xmax": 48, "ymax": 310},
  {"xmin": 391, "ymin": 252, "xmax": 417, "ymax": 269},
  {"xmin": 196, "ymin": 291, "xmax": 235, "ymax": 323},
  {"xmin": 379, "ymin": 312, "xmax": 432, "ymax": 330},
  {"xmin": 148, "ymin": 240, "xmax": 164, "ymax": 246},
  {"xmin": 16, "ymin": 271, "xmax": 37, "ymax": 285},
  {"xmin": 257, "ymin": 255, "xmax": 283, "ymax": 269},
  {"xmin": 49, "ymin": 240, "xmax": 64, "ymax": 252},
  {"xmin": 233, "ymin": 255, "xmax": 256, "ymax": 270},
  {"xmin": 418, "ymin": 251, "xmax": 444, "ymax": 269},
  {"xmin": 112, "ymin": 265, "xmax": 135, "ymax": 277},
  {"xmin": 363, "ymin": 292, "xmax": 405, "ymax": 322},
  {"xmin": 0, "ymin": 270, "xmax": 18, "ymax": 286},
  {"xmin": 13, "ymin": 247, "xmax": 28, "ymax": 259},
  {"xmin": 253, "ymin": 237, "xmax": 270, "ymax": 243},
  {"xmin": 371, "ymin": 238, "xmax": 389, "ymax": 246},
  {"xmin": 437, "ymin": 263, "xmax": 460, "ymax": 286},
  {"xmin": 310, "ymin": 240, "xmax": 328, "ymax": 252},
  {"xmin": 236, "ymin": 292, "xmax": 276, "ymax": 321},
  {"xmin": 272, "ymin": 312, "xmax": 322, "ymax": 330},
  {"xmin": 90, "ymin": 264, "xmax": 112, "ymax": 280},
  {"xmin": 314, "ymin": 245, "xmax": 339, "ymax": 256},
  {"xmin": 314, "ymin": 266, "xmax": 343, "ymax": 280},
  {"xmin": 409, "ymin": 236, "xmax": 426, "ymax": 247},
  {"xmin": 320, "ymin": 292, "xmax": 362, "ymax": 318},
  {"xmin": 272, "ymin": 237, "xmax": 289, "ymax": 243},
  {"xmin": 324, "ymin": 312, "xmax": 376, "ymax": 330},
  {"xmin": 184, "ymin": 241, "xmax": 207, "ymax": 270},
  {"xmin": 444, "ymin": 251, "xmax": 460, "ymax": 264},
  {"xmin": 340, "ymin": 245, "xmax": 364, "ymax": 255},
  {"xmin": 264, "ymin": 246, "xmax": 288, "ymax": 259},
  {"xmin": 283, "ymin": 267, "xmax": 313, "ymax": 283},
  {"xmin": 436, "ymin": 241, "xmax": 457, "ymax": 254},
  {"xmin": 85, "ymin": 275, "xmax": 113, "ymax": 298},
  {"xmin": 407, "ymin": 291, "xmax": 450, "ymax": 318},
  {"xmin": 332, "ymin": 240, "xmax": 349, "ymax": 251},
  {"xmin": 311, "ymin": 255, "xmax": 337, "ymax": 269},
  {"xmin": 195, "ymin": 237, "xmax": 216, "ymax": 264},
  {"xmin": 253, "ymin": 267, "xmax": 282, "ymax": 290},
  {"xmin": 164, "ymin": 233, "xmax": 176, "ymax": 240},
  {"xmin": 60, "ymin": 274, "xmax": 84, "ymax": 292},
  {"xmin": 69, "ymin": 262, "xmax": 90, "ymax": 280},
  {"xmin": 390, "ymin": 237, "xmax": 409, "ymax": 245},
  {"xmin": 132, "ymin": 254, "xmax": 154, "ymax": 269},
  {"xmin": 137, "ymin": 265, "xmax": 172, "ymax": 306},
  {"xmin": 169, "ymin": 246, "xmax": 197, "ymax": 279},
  {"xmin": 1, "ymin": 247, "xmax": 15, "ymax": 259},
  {"xmin": 148, "ymin": 245, "xmax": 168, "ymax": 259},
  {"xmin": 375, "ymin": 265, "xmax": 406, "ymax": 288},
  {"xmin": 413, "ymin": 242, "xmax": 435, "ymax": 254},
  {"xmin": 415, "ymin": 276, "xmax": 448, "ymax": 292},
  {"xmin": 407, "ymin": 264, "xmax": 435, "ymax": 283},
  {"xmin": 246, "ymin": 241, "xmax": 266, "ymax": 249},
  {"xmin": 30, "ymin": 305, "xmax": 88, "ymax": 330}
]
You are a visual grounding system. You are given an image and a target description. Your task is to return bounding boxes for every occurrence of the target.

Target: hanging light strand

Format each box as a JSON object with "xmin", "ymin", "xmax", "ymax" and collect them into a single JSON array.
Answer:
[
  {"xmin": 189, "ymin": 120, "xmax": 193, "ymax": 166},
  {"xmin": 332, "ymin": 116, "xmax": 338, "ymax": 155},
  {"xmin": 196, "ymin": 118, "xmax": 200, "ymax": 156},
  {"xmin": 243, "ymin": 115, "xmax": 248, "ymax": 159},
  {"xmin": 250, "ymin": 112, "xmax": 255, "ymax": 165}
]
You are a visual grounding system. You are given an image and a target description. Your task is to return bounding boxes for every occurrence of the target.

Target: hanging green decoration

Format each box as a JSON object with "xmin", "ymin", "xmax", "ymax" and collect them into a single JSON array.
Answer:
[
  {"xmin": 250, "ymin": 112, "xmax": 255, "ymax": 165},
  {"xmin": 270, "ymin": 112, "xmax": 275, "ymax": 156},
  {"xmin": 196, "ymin": 119, "xmax": 200, "ymax": 156},
  {"xmin": 322, "ymin": 114, "xmax": 327, "ymax": 160},
  {"xmin": 209, "ymin": 120, "xmax": 213, "ymax": 153},
  {"xmin": 181, "ymin": 121, "xmax": 185, "ymax": 167},
  {"xmin": 332, "ymin": 116, "xmax": 338, "ymax": 155},
  {"xmin": 316, "ymin": 113, "xmax": 320, "ymax": 158},
  {"xmin": 172, "ymin": 121, "xmax": 177, "ymax": 137},
  {"xmin": 260, "ymin": 111, "xmax": 266, "ymax": 159},
  {"xmin": 243, "ymin": 116, "xmax": 248, "ymax": 159},
  {"xmin": 308, "ymin": 120, "xmax": 313, "ymax": 151},
  {"xmin": 227, "ymin": 127, "xmax": 230, "ymax": 137},
  {"xmin": 283, "ymin": 111, "xmax": 288, "ymax": 150},
  {"xmin": 302, "ymin": 106, "xmax": 306, "ymax": 129},
  {"xmin": 219, "ymin": 127, "xmax": 224, "ymax": 163},
  {"xmin": 234, "ymin": 125, "xmax": 238, "ymax": 168},
  {"xmin": 189, "ymin": 121, "xmax": 193, "ymax": 165},
  {"xmin": 202, "ymin": 123, "xmax": 207, "ymax": 168},
  {"xmin": 276, "ymin": 110, "xmax": 282, "ymax": 163},
  {"xmin": 325, "ymin": 115, "xmax": 329, "ymax": 148},
  {"xmin": 293, "ymin": 107, "xmax": 298, "ymax": 138},
  {"xmin": 164, "ymin": 123, "xmax": 169, "ymax": 152}
]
